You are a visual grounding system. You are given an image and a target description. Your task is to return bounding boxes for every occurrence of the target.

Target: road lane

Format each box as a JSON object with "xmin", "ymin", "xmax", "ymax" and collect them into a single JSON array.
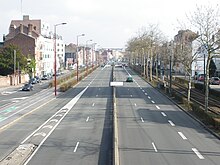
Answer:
[
  {"xmin": 24, "ymin": 66, "xmax": 113, "ymax": 165},
  {"xmin": 116, "ymin": 67, "xmax": 220, "ymax": 165}
]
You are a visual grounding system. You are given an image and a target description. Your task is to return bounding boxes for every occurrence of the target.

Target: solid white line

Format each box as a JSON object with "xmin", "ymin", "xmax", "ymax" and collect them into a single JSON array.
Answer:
[
  {"xmin": 192, "ymin": 148, "xmax": 204, "ymax": 159},
  {"xmin": 151, "ymin": 100, "xmax": 155, "ymax": 104},
  {"xmin": 152, "ymin": 142, "xmax": 158, "ymax": 152},
  {"xmin": 156, "ymin": 105, "xmax": 160, "ymax": 109},
  {"xmin": 74, "ymin": 142, "xmax": 80, "ymax": 152},
  {"xmin": 141, "ymin": 117, "xmax": 144, "ymax": 122},
  {"xmin": 161, "ymin": 112, "xmax": 167, "ymax": 117},
  {"xmin": 86, "ymin": 116, "xmax": 90, "ymax": 122},
  {"xmin": 178, "ymin": 132, "xmax": 187, "ymax": 140},
  {"xmin": 168, "ymin": 120, "xmax": 175, "ymax": 126}
]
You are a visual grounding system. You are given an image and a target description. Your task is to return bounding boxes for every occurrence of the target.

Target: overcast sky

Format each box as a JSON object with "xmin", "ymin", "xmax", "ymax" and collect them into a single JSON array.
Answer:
[{"xmin": 0, "ymin": 0, "xmax": 219, "ymax": 48}]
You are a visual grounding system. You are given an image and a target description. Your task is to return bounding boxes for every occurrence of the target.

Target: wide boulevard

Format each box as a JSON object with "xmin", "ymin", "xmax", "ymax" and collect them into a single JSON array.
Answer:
[{"xmin": 0, "ymin": 66, "xmax": 220, "ymax": 165}]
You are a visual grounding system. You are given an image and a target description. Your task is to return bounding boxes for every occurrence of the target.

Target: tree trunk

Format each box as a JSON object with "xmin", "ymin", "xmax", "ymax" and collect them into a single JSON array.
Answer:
[
  {"xmin": 187, "ymin": 74, "xmax": 191, "ymax": 102},
  {"xmin": 205, "ymin": 54, "xmax": 211, "ymax": 112},
  {"xmin": 150, "ymin": 47, "xmax": 153, "ymax": 81}
]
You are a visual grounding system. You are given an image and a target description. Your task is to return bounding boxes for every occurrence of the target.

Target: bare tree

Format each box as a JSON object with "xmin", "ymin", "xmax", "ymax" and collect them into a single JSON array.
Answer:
[{"xmin": 188, "ymin": 5, "xmax": 220, "ymax": 111}]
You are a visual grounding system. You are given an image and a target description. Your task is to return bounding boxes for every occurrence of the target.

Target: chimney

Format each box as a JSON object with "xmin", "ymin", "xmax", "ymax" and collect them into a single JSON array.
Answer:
[
  {"xmin": 9, "ymin": 24, "xmax": 15, "ymax": 33},
  {"xmin": 23, "ymin": 15, "xmax": 29, "ymax": 21},
  {"xmin": 20, "ymin": 24, "xmax": 23, "ymax": 33},
  {"xmin": 28, "ymin": 24, "xmax": 33, "ymax": 36}
]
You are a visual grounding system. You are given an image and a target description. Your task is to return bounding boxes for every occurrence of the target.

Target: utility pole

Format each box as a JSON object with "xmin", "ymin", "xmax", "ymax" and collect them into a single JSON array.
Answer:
[{"xmin": 14, "ymin": 50, "xmax": 16, "ymax": 86}]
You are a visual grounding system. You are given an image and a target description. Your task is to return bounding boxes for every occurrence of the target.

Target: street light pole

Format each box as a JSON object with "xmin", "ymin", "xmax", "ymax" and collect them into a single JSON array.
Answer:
[
  {"xmin": 54, "ymin": 22, "xmax": 67, "ymax": 96},
  {"xmin": 14, "ymin": 50, "xmax": 16, "ymax": 86},
  {"xmin": 76, "ymin": 34, "xmax": 85, "ymax": 82}
]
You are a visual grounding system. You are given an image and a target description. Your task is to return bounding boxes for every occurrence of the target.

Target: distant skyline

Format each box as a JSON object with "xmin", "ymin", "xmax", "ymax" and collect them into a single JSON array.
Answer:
[{"xmin": 0, "ymin": 0, "xmax": 219, "ymax": 48}]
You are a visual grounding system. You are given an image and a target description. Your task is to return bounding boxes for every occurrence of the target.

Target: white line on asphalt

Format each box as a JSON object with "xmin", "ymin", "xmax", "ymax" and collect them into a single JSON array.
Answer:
[
  {"xmin": 192, "ymin": 148, "xmax": 204, "ymax": 159},
  {"xmin": 168, "ymin": 120, "xmax": 175, "ymax": 126},
  {"xmin": 148, "ymin": 96, "xmax": 151, "ymax": 99},
  {"xmin": 141, "ymin": 117, "xmax": 144, "ymax": 122},
  {"xmin": 86, "ymin": 116, "xmax": 90, "ymax": 122},
  {"xmin": 151, "ymin": 100, "xmax": 155, "ymax": 104},
  {"xmin": 33, "ymin": 132, "xmax": 46, "ymax": 137},
  {"xmin": 49, "ymin": 119, "xmax": 58, "ymax": 123},
  {"xmin": 130, "ymin": 95, "xmax": 133, "ymax": 97},
  {"xmin": 74, "ymin": 142, "xmax": 80, "ymax": 152},
  {"xmin": 142, "ymin": 90, "xmax": 145, "ymax": 92},
  {"xmin": 55, "ymin": 114, "xmax": 63, "ymax": 117},
  {"xmin": 92, "ymin": 103, "xmax": 95, "ymax": 106},
  {"xmin": 152, "ymin": 142, "xmax": 158, "ymax": 152},
  {"xmin": 161, "ymin": 112, "xmax": 167, "ymax": 117},
  {"xmin": 178, "ymin": 132, "xmax": 187, "ymax": 140},
  {"xmin": 156, "ymin": 105, "xmax": 160, "ymax": 109},
  {"xmin": 134, "ymin": 103, "xmax": 137, "ymax": 107},
  {"xmin": 96, "ymin": 95, "xmax": 98, "ymax": 97},
  {"xmin": 128, "ymin": 88, "xmax": 129, "ymax": 90},
  {"xmin": 42, "ymin": 125, "xmax": 53, "ymax": 129},
  {"xmin": 140, "ymin": 87, "xmax": 142, "ymax": 90}
]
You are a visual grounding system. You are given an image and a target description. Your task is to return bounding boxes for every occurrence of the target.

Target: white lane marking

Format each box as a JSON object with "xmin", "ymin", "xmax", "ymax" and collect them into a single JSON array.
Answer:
[
  {"xmin": 86, "ymin": 116, "xmax": 90, "ymax": 122},
  {"xmin": 145, "ymin": 93, "xmax": 148, "ymax": 95},
  {"xmin": 49, "ymin": 119, "xmax": 58, "ymax": 123},
  {"xmin": 156, "ymin": 105, "xmax": 160, "ymax": 109},
  {"xmin": 130, "ymin": 95, "xmax": 133, "ymax": 97},
  {"xmin": 33, "ymin": 132, "xmax": 46, "ymax": 137},
  {"xmin": 142, "ymin": 90, "xmax": 145, "ymax": 92},
  {"xmin": 43, "ymin": 125, "xmax": 53, "ymax": 129},
  {"xmin": 151, "ymin": 100, "xmax": 155, "ymax": 104},
  {"xmin": 141, "ymin": 117, "xmax": 144, "ymax": 122},
  {"xmin": 192, "ymin": 148, "xmax": 204, "ymax": 159},
  {"xmin": 55, "ymin": 114, "xmax": 63, "ymax": 117},
  {"xmin": 161, "ymin": 112, "xmax": 167, "ymax": 117},
  {"xmin": 92, "ymin": 103, "xmax": 95, "ymax": 107},
  {"xmin": 96, "ymin": 95, "xmax": 98, "ymax": 97},
  {"xmin": 178, "ymin": 132, "xmax": 187, "ymax": 140},
  {"xmin": 140, "ymin": 87, "xmax": 142, "ymax": 90},
  {"xmin": 128, "ymin": 88, "xmax": 129, "ymax": 90},
  {"xmin": 148, "ymin": 96, "xmax": 151, "ymax": 99},
  {"xmin": 74, "ymin": 142, "xmax": 80, "ymax": 152},
  {"xmin": 134, "ymin": 103, "xmax": 137, "ymax": 107},
  {"xmin": 152, "ymin": 142, "xmax": 158, "ymax": 152},
  {"xmin": 168, "ymin": 120, "xmax": 175, "ymax": 126},
  {"xmin": 21, "ymin": 86, "xmax": 89, "ymax": 145}
]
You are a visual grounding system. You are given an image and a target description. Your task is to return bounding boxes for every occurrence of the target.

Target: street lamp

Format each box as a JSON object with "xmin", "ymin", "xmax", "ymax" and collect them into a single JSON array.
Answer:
[
  {"xmin": 54, "ymin": 22, "xmax": 67, "ymax": 96},
  {"xmin": 76, "ymin": 34, "xmax": 85, "ymax": 82}
]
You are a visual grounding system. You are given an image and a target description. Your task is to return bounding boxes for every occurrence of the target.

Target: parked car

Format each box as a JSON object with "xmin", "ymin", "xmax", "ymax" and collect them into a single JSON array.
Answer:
[
  {"xmin": 198, "ymin": 74, "xmax": 205, "ymax": 81},
  {"xmin": 126, "ymin": 75, "xmax": 133, "ymax": 82},
  {"xmin": 22, "ymin": 83, "xmax": 33, "ymax": 91},
  {"xmin": 209, "ymin": 77, "xmax": 220, "ymax": 85},
  {"xmin": 34, "ymin": 76, "xmax": 41, "ymax": 83},
  {"xmin": 29, "ymin": 78, "xmax": 37, "ymax": 84},
  {"xmin": 42, "ymin": 75, "xmax": 49, "ymax": 80}
]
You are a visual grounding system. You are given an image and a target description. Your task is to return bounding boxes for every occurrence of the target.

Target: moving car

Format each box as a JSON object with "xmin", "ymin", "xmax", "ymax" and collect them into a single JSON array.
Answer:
[
  {"xmin": 22, "ymin": 83, "xmax": 33, "ymax": 91},
  {"xmin": 126, "ymin": 75, "xmax": 133, "ymax": 82},
  {"xmin": 29, "ymin": 78, "xmax": 37, "ymax": 84},
  {"xmin": 209, "ymin": 77, "xmax": 220, "ymax": 85}
]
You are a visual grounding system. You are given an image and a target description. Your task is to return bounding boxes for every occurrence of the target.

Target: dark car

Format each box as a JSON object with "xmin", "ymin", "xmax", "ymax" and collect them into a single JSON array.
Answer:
[
  {"xmin": 209, "ymin": 77, "xmax": 220, "ymax": 85},
  {"xmin": 22, "ymin": 83, "xmax": 33, "ymax": 91}
]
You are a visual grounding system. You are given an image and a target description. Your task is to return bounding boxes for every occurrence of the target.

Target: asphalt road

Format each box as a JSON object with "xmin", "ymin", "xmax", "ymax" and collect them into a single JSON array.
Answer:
[{"xmin": 115, "ymin": 67, "xmax": 220, "ymax": 165}]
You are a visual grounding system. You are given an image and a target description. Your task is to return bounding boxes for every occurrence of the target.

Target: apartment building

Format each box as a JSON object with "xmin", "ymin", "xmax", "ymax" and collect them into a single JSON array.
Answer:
[{"xmin": 4, "ymin": 15, "xmax": 65, "ymax": 76}]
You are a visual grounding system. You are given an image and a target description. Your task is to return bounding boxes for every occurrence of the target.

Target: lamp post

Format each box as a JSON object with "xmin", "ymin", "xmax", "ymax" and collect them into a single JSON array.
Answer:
[
  {"xmin": 76, "ymin": 34, "xmax": 85, "ymax": 82},
  {"xmin": 54, "ymin": 22, "xmax": 67, "ymax": 96}
]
